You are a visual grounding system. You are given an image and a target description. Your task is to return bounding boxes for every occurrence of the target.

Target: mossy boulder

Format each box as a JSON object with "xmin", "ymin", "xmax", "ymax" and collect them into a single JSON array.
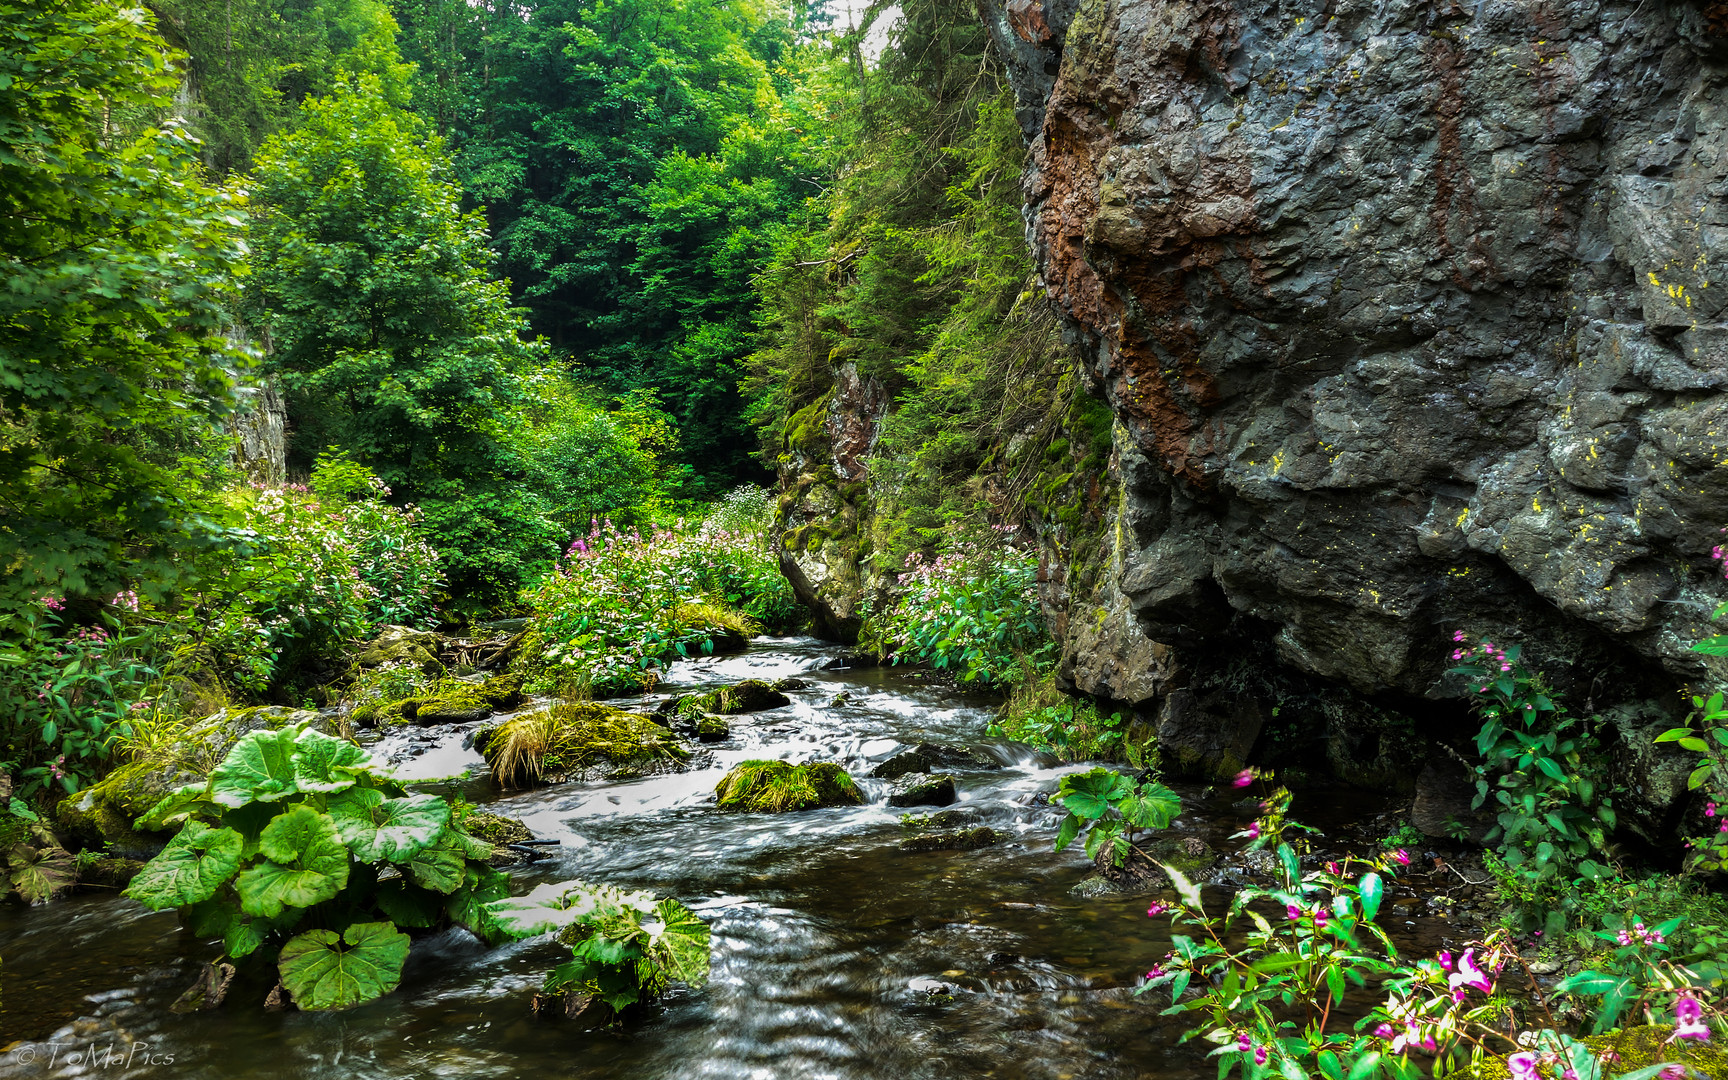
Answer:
[
  {"xmin": 714, "ymin": 760, "xmax": 864, "ymax": 812},
  {"xmin": 695, "ymin": 716, "xmax": 732, "ymax": 742},
  {"xmin": 887, "ymin": 773, "xmax": 957, "ymax": 808},
  {"xmin": 660, "ymin": 679, "xmax": 791, "ymax": 719},
  {"xmin": 1470, "ymin": 1026, "xmax": 1728, "ymax": 1078},
  {"xmin": 78, "ymin": 856, "xmax": 145, "ymax": 890},
  {"xmin": 352, "ymin": 673, "xmax": 526, "ymax": 728},
  {"xmin": 900, "ymin": 826, "xmax": 998, "ymax": 853},
  {"xmin": 473, "ymin": 702, "xmax": 694, "ymax": 787},
  {"xmin": 56, "ymin": 707, "xmax": 339, "ymax": 854},
  {"xmin": 352, "ymin": 625, "xmax": 445, "ymax": 678},
  {"xmin": 871, "ymin": 743, "xmax": 995, "ymax": 780}
]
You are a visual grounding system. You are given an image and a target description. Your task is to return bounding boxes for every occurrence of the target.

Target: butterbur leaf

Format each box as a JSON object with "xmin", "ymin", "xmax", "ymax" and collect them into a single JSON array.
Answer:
[
  {"xmin": 1056, "ymin": 767, "xmax": 1133, "ymax": 819},
  {"xmin": 446, "ymin": 867, "xmax": 511, "ymax": 940},
  {"xmin": 291, "ymin": 728, "xmax": 383, "ymax": 794},
  {"xmin": 1053, "ymin": 813, "xmax": 1081, "ymax": 852},
  {"xmin": 9, "ymin": 842, "xmax": 76, "ymax": 904},
  {"xmin": 440, "ymin": 827, "xmax": 494, "ymax": 862},
  {"xmin": 277, "ymin": 921, "xmax": 410, "ymax": 1010},
  {"xmin": 402, "ymin": 834, "xmax": 465, "ymax": 894},
  {"xmin": 1121, "ymin": 782, "xmax": 1182, "ymax": 830},
  {"xmin": 647, "ymin": 897, "xmax": 710, "ymax": 988},
  {"xmin": 210, "ymin": 727, "xmax": 303, "ymax": 807},
  {"xmin": 327, "ymin": 789, "xmax": 449, "ymax": 862},
  {"xmin": 136, "ymin": 783, "xmax": 220, "ymax": 831},
  {"xmin": 124, "ymin": 822, "xmax": 245, "ymax": 910},
  {"xmin": 235, "ymin": 810, "xmax": 350, "ymax": 918}
]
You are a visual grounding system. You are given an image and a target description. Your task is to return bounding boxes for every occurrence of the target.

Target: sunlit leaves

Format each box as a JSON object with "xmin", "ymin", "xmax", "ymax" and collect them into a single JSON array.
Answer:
[
  {"xmin": 123, "ymin": 822, "xmax": 245, "ymax": 910},
  {"xmin": 277, "ymin": 921, "xmax": 411, "ymax": 1010}
]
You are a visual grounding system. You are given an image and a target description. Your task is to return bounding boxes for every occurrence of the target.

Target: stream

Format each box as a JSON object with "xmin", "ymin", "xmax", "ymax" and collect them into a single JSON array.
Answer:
[{"xmin": 0, "ymin": 636, "xmax": 1466, "ymax": 1080}]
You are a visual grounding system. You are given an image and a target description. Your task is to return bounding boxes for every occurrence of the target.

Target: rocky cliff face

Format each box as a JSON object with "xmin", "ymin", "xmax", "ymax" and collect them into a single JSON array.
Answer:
[{"xmin": 986, "ymin": 0, "xmax": 1728, "ymax": 713}]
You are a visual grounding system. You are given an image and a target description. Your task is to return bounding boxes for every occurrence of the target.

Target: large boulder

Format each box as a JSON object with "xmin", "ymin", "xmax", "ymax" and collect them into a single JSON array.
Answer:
[
  {"xmin": 871, "ymin": 743, "xmax": 995, "ymax": 780},
  {"xmin": 56, "ymin": 707, "xmax": 339, "ymax": 855},
  {"xmin": 887, "ymin": 773, "xmax": 958, "ymax": 808},
  {"xmin": 352, "ymin": 625, "xmax": 444, "ymax": 679},
  {"xmin": 659, "ymin": 679, "xmax": 791, "ymax": 718}
]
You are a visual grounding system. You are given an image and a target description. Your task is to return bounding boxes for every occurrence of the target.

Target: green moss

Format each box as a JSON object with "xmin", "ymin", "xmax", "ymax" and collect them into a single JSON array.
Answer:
[
  {"xmin": 714, "ymin": 760, "xmax": 863, "ymax": 812},
  {"xmin": 1470, "ymin": 1027, "xmax": 1728, "ymax": 1079},
  {"xmin": 458, "ymin": 810, "xmax": 532, "ymax": 846},
  {"xmin": 475, "ymin": 702, "xmax": 692, "ymax": 787}
]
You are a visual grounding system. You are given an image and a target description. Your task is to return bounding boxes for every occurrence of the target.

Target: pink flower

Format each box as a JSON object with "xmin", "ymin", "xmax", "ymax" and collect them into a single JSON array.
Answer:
[
  {"xmin": 1254, "ymin": 1045, "xmax": 1268, "ymax": 1066},
  {"xmin": 1438, "ymin": 951, "xmax": 1453, "ymax": 969},
  {"xmin": 1287, "ymin": 904, "xmax": 1302, "ymax": 920},
  {"xmin": 1237, "ymin": 1033, "xmax": 1252, "ymax": 1052},
  {"xmin": 1393, "ymin": 849, "xmax": 1411, "ymax": 866},
  {"xmin": 1247, "ymin": 821, "xmax": 1261, "ymax": 839},
  {"xmin": 1145, "ymin": 965, "xmax": 1165, "ymax": 979},
  {"xmin": 1314, "ymin": 908, "xmax": 1330, "ymax": 929},
  {"xmin": 1447, "ymin": 949, "xmax": 1492, "ymax": 995},
  {"xmin": 1508, "ymin": 1051, "xmax": 1538, "ymax": 1080},
  {"xmin": 1453, "ymin": 630, "xmax": 1467, "ymax": 642},
  {"xmin": 1146, "ymin": 901, "xmax": 1171, "ymax": 918},
  {"xmin": 1233, "ymin": 769, "xmax": 1254, "ymax": 788},
  {"xmin": 1676, "ymin": 994, "xmax": 1711, "ymax": 1041},
  {"xmin": 1374, "ymin": 1024, "xmax": 1394, "ymax": 1040}
]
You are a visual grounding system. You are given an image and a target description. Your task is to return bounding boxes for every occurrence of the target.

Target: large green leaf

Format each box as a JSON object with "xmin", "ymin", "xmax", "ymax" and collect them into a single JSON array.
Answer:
[
  {"xmin": 277, "ymin": 922, "xmax": 411, "ymax": 1010},
  {"xmin": 402, "ymin": 834, "xmax": 466, "ymax": 894},
  {"xmin": 646, "ymin": 897, "xmax": 711, "ymax": 988},
  {"xmin": 1056, "ymin": 768, "xmax": 1134, "ymax": 820},
  {"xmin": 446, "ymin": 866, "xmax": 512, "ymax": 940},
  {"xmin": 124, "ymin": 822, "xmax": 245, "ymax": 910},
  {"xmin": 327, "ymin": 788, "xmax": 449, "ymax": 863},
  {"xmin": 374, "ymin": 877, "xmax": 446, "ymax": 929},
  {"xmin": 210, "ymin": 727, "xmax": 303, "ymax": 807},
  {"xmin": 291, "ymin": 728, "xmax": 384, "ymax": 794},
  {"xmin": 235, "ymin": 808, "xmax": 350, "ymax": 918},
  {"xmin": 136, "ymin": 783, "xmax": 222, "ymax": 831},
  {"xmin": 9, "ymin": 841, "xmax": 76, "ymax": 904},
  {"xmin": 1121, "ymin": 782, "xmax": 1182, "ymax": 830}
]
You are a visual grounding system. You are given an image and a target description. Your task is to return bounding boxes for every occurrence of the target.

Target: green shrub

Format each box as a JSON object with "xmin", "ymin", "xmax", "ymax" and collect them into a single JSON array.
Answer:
[
  {"xmin": 0, "ymin": 599, "xmax": 156, "ymax": 795},
  {"xmin": 874, "ymin": 541, "xmax": 1052, "ymax": 686},
  {"xmin": 124, "ymin": 722, "xmax": 508, "ymax": 1011},
  {"xmin": 518, "ymin": 518, "xmax": 789, "ymax": 696},
  {"xmin": 989, "ymin": 669, "xmax": 1149, "ymax": 763}
]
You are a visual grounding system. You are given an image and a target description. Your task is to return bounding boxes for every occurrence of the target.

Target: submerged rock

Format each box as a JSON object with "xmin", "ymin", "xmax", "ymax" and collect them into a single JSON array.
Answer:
[
  {"xmin": 900, "ymin": 826, "xmax": 998, "ymax": 853},
  {"xmin": 473, "ymin": 702, "xmax": 693, "ymax": 787},
  {"xmin": 714, "ymin": 760, "xmax": 864, "ymax": 812},
  {"xmin": 887, "ymin": 773, "xmax": 957, "ymax": 808},
  {"xmin": 871, "ymin": 743, "xmax": 995, "ymax": 780}
]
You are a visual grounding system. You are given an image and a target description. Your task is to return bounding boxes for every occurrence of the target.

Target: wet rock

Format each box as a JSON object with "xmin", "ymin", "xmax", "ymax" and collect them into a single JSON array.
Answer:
[
  {"xmin": 887, "ymin": 773, "xmax": 958, "ymax": 807},
  {"xmin": 659, "ymin": 679, "xmax": 791, "ymax": 718},
  {"xmin": 353, "ymin": 672, "xmax": 525, "ymax": 728},
  {"xmin": 871, "ymin": 743, "xmax": 995, "ymax": 780},
  {"xmin": 714, "ymin": 760, "xmax": 864, "ymax": 812},
  {"xmin": 830, "ymin": 691, "xmax": 853, "ymax": 707},
  {"xmin": 78, "ymin": 856, "xmax": 145, "ymax": 890},
  {"xmin": 928, "ymin": 808, "xmax": 983, "ymax": 829},
  {"xmin": 56, "ymin": 707, "xmax": 339, "ymax": 853},
  {"xmin": 695, "ymin": 715, "xmax": 732, "ymax": 742},
  {"xmin": 907, "ymin": 977, "xmax": 959, "ymax": 995},
  {"xmin": 900, "ymin": 826, "xmax": 998, "ymax": 852},
  {"xmin": 771, "ymin": 677, "xmax": 811, "ymax": 691}
]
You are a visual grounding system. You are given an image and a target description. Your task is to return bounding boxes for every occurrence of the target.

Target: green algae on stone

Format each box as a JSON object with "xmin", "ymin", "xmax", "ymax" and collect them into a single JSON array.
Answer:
[
  {"xmin": 474, "ymin": 703, "xmax": 693, "ymax": 787},
  {"xmin": 713, "ymin": 761, "xmax": 863, "ymax": 812}
]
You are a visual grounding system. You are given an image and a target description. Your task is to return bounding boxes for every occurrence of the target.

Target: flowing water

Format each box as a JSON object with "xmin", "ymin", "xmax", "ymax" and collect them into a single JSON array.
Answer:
[{"xmin": 0, "ymin": 637, "xmax": 1461, "ymax": 1080}]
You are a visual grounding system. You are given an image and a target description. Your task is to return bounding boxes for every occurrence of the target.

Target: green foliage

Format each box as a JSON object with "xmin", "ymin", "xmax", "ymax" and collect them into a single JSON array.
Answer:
[
  {"xmin": 1052, "ymin": 767, "xmax": 1180, "ymax": 866},
  {"xmin": 0, "ymin": 602, "xmax": 156, "ymax": 795},
  {"xmin": 124, "ymin": 722, "xmax": 508, "ymax": 1009},
  {"xmin": 519, "ymin": 518, "xmax": 790, "ymax": 696},
  {"xmin": 990, "ymin": 670, "xmax": 1149, "ymax": 764},
  {"xmin": 873, "ymin": 541, "xmax": 1051, "ymax": 686},
  {"xmin": 1652, "ymin": 686, "xmax": 1728, "ymax": 875},
  {"xmin": 1451, "ymin": 637, "xmax": 1615, "ymax": 933},
  {"xmin": 243, "ymin": 73, "xmax": 552, "ymax": 601},
  {"xmin": 486, "ymin": 878, "xmax": 710, "ymax": 1016},
  {"xmin": 0, "ymin": 0, "xmax": 251, "ymax": 608}
]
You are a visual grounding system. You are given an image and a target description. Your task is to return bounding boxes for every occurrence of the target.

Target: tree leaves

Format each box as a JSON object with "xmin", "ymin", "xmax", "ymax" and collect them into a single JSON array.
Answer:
[
  {"xmin": 124, "ymin": 821, "xmax": 245, "ymax": 910},
  {"xmin": 277, "ymin": 921, "xmax": 410, "ymax": 1010}
]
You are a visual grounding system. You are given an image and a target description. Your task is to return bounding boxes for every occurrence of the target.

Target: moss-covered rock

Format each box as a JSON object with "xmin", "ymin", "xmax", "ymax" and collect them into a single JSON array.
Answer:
[
  {"xmin": 695, "ymin": 716, "xmax": 731, "ymax": 742},
  {"xmin": 714, "ymin": 760, "xmax": 864, "ymax": 812},
  {"xmin": 353, "ymin": 673, "xmax": 526, "ymax": 728},
  {"xmin": 474, "ymin": 703, "xmax": 694, "ymax": 787},
  {"xmin": 57, "ymin": 707, "xmax": 339, "ymax": 853},
  {"xmin": 460, "ymin": 810, "xmax": 533, "ymax": 846},
  {"xmin": 887, "ymin": 773, "xmax": 957, "ymax": 807},
  {"xmin": 660, "ymin": 679, "xmax": 791, "ymax": 718},
  {"xmin": 352, "ymin": 625, "xmax": 445, "ymax": 678},
  {"xmin": 1470, "ymin": 1026, "xmax": 1728, "ymax": 1079},
  {"xmin": 78, "ymin": 856, "xmax": 145, "ymax": 890}
]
